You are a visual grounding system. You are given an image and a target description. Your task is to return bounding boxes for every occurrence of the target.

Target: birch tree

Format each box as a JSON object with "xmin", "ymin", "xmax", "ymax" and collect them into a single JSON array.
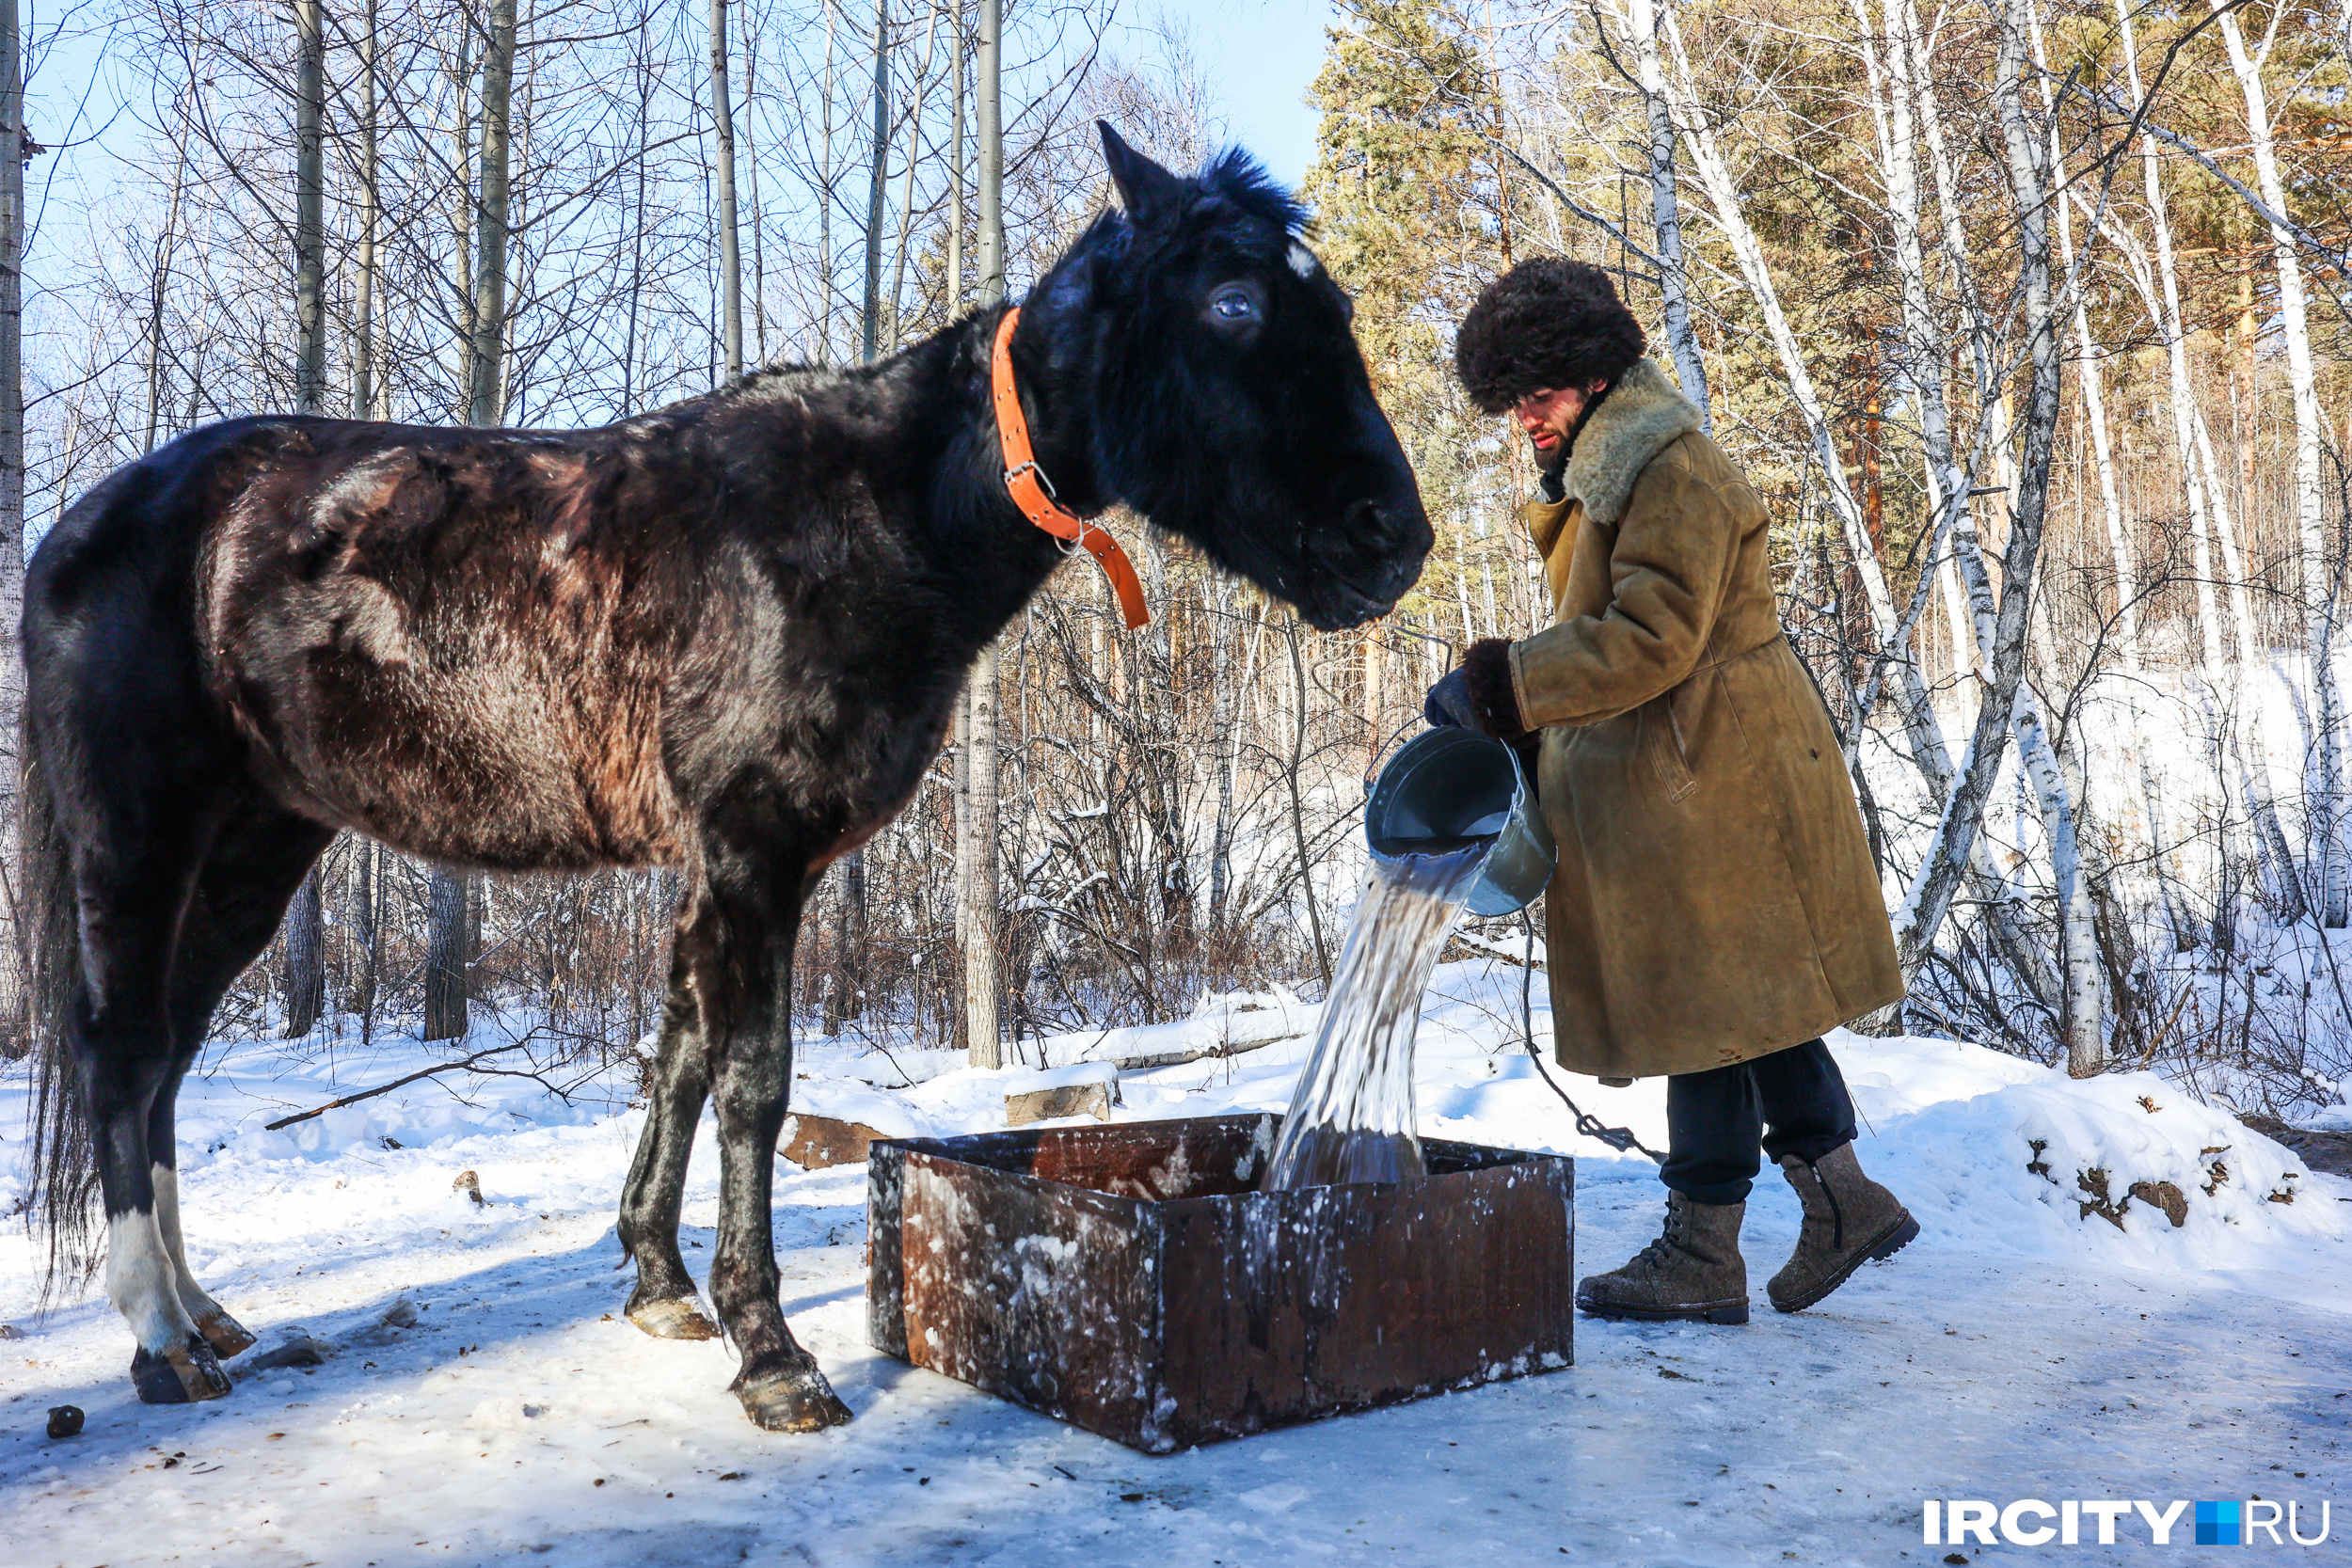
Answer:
[
  {"xmin": 2210, "ymin": 0, "xmax": 2344, "ymax": 927},
  {"xmin": 1598, "ymin": 0, "xmax": 1708, "ymax": 424}
]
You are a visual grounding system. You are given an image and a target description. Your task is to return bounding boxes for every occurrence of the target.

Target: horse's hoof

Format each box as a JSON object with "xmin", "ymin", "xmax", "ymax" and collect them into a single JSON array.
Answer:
[
  {"xmin": 627, "ymin": 1295, "xmax": 721, "ymax": 1341},
  {"xmin": 195, "ymin": 1309, "xmax": 256, "ymax": 1359},
  {"xmin": 734, "ymin": 1367, "xmax": 852, "ymax": 1433},
  {"xmin": 131, "ymin": 1333, "xmax": 233, "ymax": 1404}
]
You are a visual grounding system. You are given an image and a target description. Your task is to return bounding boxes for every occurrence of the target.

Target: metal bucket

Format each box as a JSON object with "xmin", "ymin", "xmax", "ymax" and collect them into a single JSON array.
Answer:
[{"xmin": 1365, "ymin": 727, "xmax": 1557, "ymax": 917}]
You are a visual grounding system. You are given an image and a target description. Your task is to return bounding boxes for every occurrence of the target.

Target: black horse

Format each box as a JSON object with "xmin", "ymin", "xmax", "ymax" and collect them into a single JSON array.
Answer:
[{"xmin": 19, "ymin": 126, "xmax": 1429, "ymax": 1431}]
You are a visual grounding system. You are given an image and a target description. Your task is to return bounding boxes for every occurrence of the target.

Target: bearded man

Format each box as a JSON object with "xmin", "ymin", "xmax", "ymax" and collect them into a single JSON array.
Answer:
[{"xmin": 1427, "ymin": 257, "xmax": 1918, "ymax": 1324}]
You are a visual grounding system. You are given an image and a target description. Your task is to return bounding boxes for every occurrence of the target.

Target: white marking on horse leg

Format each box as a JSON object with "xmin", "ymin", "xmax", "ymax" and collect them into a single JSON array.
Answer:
[
  {"xmin": 152, "ymin": 1164, "xmax": 227, "ymax": 1322},
  {"xmin": 106, "ymin": 1202, "xmax": 197, "ymax": 1353}
]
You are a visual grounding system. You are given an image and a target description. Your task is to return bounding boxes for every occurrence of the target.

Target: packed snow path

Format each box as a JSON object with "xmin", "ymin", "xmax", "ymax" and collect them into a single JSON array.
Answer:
[{"xmin": 5, "ymin": 975, "xmax": 2348, "ymax": 1565}]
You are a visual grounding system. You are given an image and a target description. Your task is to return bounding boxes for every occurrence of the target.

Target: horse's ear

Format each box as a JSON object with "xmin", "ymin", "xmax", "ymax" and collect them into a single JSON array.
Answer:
[{"xmin": 1098, "ymin": 121, "xmax": 1184, "ymax": 217}]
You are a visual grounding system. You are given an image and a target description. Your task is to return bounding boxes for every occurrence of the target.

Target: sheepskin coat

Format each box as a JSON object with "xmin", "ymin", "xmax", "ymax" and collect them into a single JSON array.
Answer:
[{"xmin": 1510, "ymin": 358, "xmax": 1904, "ymax": 1078}]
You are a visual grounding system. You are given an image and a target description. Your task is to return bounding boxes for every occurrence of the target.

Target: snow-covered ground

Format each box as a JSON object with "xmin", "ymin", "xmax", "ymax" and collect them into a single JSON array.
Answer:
[{"xmin": 4, "ymin": 963, "xmax": 2349, "ymax": 1566}]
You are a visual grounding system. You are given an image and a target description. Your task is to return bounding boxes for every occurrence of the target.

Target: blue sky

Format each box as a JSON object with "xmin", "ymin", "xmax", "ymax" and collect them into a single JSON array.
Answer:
[
  {"xmin": 1136, "ymin": 0, "xmax": 1334, "ymax": 185},
  {"xmin": 19, "ymin": 1, "xmax": 1341, "ymax": 253}
]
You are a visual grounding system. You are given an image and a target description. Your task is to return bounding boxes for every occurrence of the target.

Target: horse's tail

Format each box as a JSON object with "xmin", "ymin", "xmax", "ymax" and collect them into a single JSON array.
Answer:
[{"xmin": 15, "ymin": 729, "xmax": 99, "ymax": 1300}]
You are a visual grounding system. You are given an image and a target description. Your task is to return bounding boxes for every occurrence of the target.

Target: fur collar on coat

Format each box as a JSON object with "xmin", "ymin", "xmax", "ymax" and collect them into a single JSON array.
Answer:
[{"xmin": 1563, "ymin": 358, "xmax": 1705, "ymax": 530}]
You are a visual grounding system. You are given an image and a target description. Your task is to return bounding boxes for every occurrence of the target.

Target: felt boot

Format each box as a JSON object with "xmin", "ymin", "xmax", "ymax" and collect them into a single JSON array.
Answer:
[
  {"xmin": 1767, "ymin": 1142, "xmax": 1919, "ymax": 1313},
  {"xmin": 1575, "ymin": 1190, "xmax": 1748, "ymax": 1324}
]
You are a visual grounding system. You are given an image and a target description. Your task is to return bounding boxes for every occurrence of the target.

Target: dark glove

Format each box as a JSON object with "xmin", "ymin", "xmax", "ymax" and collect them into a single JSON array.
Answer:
[
  {"xmin": 1424, "ymin": 666, "xmax": 1476, "ymax": 728},
  {"xmin": 1424, "ymin": 638, "xmax": 1528, "ymax": 739}
]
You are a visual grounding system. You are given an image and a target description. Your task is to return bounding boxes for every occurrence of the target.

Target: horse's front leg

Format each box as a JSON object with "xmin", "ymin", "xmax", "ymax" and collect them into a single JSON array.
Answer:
[
  {"xmin": 618, "ymin": 942, "xmax": 721, "ymax": 1340},
  {"xmin": 698, "ymin": 843, "xmax": 852, "ymax": 1433}
]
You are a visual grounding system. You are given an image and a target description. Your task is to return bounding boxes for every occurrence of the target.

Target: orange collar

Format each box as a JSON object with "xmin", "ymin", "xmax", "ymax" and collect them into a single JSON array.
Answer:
[{"xmin": 991, "ymin": 309, "xmax": 1149, "ymax": 630}]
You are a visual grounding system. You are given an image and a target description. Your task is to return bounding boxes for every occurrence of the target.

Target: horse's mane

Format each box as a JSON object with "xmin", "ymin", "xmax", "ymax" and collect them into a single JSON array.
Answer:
[{"xmin": 1197, "ymin": 146, "xmax": 1309, "ymax": 236}]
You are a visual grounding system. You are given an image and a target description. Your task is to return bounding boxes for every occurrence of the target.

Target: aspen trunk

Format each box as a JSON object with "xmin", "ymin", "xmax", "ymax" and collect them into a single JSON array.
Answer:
[
  {"xmin": 1206, "ymin": 581, "xmax": 1238, "ymax": 930},
  {"xmin": 353, "ymin": 0, "xmax": 382, "ymax": 420},
  {"xmin": 946, "ymin": 6, "xmax": 962, "ymax": 309},
  {"xmin": 818, "ymin": 0, "xmax": 837, "ymax": 360},
  {"xmin": 428, "ymin": 0, "xmax": 516, "ymax": 1042},
  {"xmin": 961, "ymin": 0, "xmax": 1003, "ymax": 1065},
  {"xmin": 886, "ymin": 0, "xmax": 942, "ymax": 355},
  {"xmin": 708, "ymin": 0, "xmax": 742, "ymax": 376},
  {"xmin": 0, "ymin": 0, "xmax": 25, "ymax": 1048},
  {"xmin": 1285, "ymin": 619, "xmax": 1331, "ymax": 994},
  {"xmin": 861, "ymin": 0, "xmax": 888, "ymax": 366},
  {"xmin": 142, "ymin": 135, "xmax": 190, "ymax": 451},
  {"xmin": 280, "ymin": 0, "xmax": 327, "ymax": 1038},
  {"xmin": 350, "ymin": 837, "xmax": 378, "ymax": 1031}
]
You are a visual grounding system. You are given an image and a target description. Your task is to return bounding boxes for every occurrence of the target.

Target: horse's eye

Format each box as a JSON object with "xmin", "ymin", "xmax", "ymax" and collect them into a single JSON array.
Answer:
[{"xmin": 1211, "ymin": 287, "xmax": 1258, "ymax": 323}]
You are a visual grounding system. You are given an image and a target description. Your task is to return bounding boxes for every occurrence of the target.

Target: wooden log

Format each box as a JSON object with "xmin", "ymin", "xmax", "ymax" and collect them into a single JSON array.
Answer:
[{"xmin": 778, "ymin": 1112, "xmax": 893, "ymax": 1169}]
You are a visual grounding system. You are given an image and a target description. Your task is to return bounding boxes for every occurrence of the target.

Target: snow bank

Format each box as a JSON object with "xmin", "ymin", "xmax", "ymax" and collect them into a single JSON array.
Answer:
[
  {"xmin": 4, "ymin": 964, "xmax": 2348, "ymax": 1567},
  {"xmin": 1840, "ymin": 1036, "xmax": 2346, "ymax": 1272}
]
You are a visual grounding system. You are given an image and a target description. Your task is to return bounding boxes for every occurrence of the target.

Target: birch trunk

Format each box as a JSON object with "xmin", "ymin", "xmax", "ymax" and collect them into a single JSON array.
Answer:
[
  {"xmin": 2211, "ymin": 0, "xmax": 2343, "ymax": 926},
  {"xmin": 1610, "ymin": 0, "xmax": 1709, "ymax": 424},
  {"xmin": 1660, "ymin": 9, "xmax": 1948, "ymax": 801},
  {"xmin": 2110, "ymin": 0, "xmax": 2296, "ymax": 929},
  {"xmin": 2048, "ymin": 92, "xmax": 2186, "ymax": 951},
  {"xmin": 1892, "ymin": 0, "xmax": 2065, "ymax": 997}
]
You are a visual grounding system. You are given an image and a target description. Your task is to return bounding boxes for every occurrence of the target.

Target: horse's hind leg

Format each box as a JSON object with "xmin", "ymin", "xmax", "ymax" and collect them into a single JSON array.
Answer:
[
  {"xmin": 692, "ymin": 844, "xmax": 850, "ymax": 1433},
  {"xmin": 617, "ymin": 943, "xmax": 721, "ymax": 1340},
  {"xmin": 151, "ymin": 804, "xmax": 336, "ymax": 1360},
  {"xmin": 147, "ymin": 1069, "xmax": 250, "ymax": 1359},
  {"xmin": 67, "ymin": 813, "xmax": 232, "ymax": 1402}
]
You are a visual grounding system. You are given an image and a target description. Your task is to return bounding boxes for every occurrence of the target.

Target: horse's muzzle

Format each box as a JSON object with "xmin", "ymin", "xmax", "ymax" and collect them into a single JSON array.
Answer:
[{"xmin": 1307, "ymin": 496, "xmax": 1430, "ymax": 628}]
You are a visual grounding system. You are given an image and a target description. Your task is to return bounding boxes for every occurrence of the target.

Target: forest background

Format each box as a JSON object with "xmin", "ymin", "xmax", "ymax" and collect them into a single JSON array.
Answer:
[{"xmin": 0, "ymin": 0, "xmax": 2345, "ymax": 1122}]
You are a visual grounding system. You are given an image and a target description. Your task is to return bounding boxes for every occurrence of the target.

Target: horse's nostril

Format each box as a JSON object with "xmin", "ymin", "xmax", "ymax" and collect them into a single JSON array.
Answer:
[{"xmin": 1344, "ymin": 497, "xmax": 1385, "ymax": 535}]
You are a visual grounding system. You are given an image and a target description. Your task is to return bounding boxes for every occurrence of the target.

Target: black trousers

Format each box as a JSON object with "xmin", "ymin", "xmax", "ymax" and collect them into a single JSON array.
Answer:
[{"xmin": 1660, "ymin": 1037, "xmax": 1856, "ymax": 1206}]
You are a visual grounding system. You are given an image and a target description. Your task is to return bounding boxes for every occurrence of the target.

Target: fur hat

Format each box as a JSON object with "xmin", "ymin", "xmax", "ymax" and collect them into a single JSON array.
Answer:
[{"xmin": 1454, "ymin": 258, "xmax": 1647, "ymax": 414}]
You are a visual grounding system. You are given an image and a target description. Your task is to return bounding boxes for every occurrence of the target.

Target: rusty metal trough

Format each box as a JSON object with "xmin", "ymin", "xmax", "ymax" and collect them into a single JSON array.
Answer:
[{"xmin": 866, "ymin": 1113, "xmax": 1574, "ymax": 1452}]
